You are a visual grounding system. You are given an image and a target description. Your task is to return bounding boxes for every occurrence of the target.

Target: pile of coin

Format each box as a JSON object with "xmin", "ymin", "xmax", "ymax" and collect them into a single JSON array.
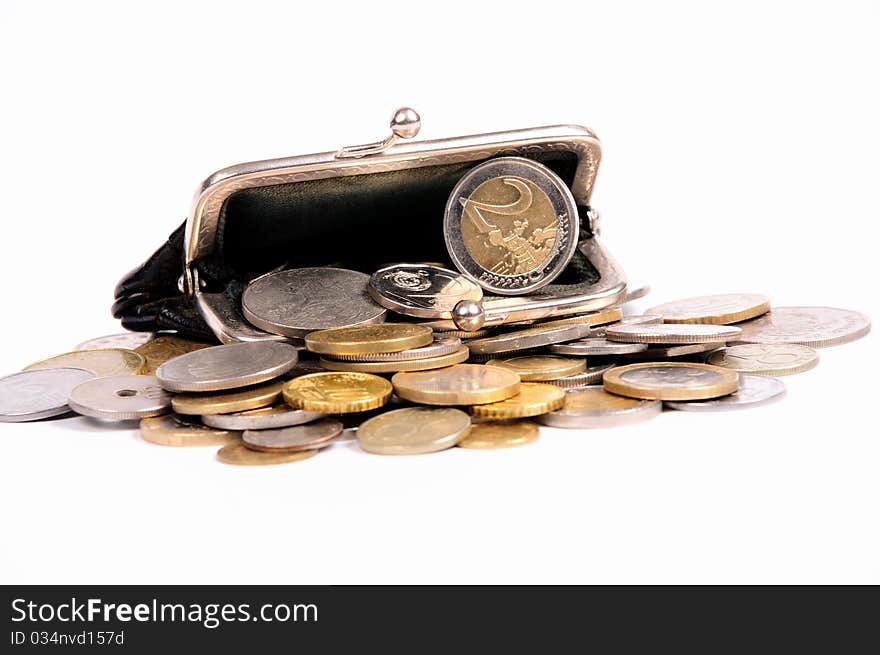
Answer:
[{"xmin": 0, "ymin": 274, "xmax": 871, "ymax": 465}]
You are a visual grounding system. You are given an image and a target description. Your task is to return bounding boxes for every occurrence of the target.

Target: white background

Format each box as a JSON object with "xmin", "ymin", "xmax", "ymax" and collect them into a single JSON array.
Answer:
[{"xmin": 1, "ymin": 1, "xmax": 877, "ymax": 584}]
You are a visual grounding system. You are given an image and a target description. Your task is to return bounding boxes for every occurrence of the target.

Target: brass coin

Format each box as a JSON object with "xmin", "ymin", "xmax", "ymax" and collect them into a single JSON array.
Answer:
[
  {"xmin": 603, "ymin": 362, "xmax": 739, "ymax": 401},
  {"xmin": 243, "ymin": 417, "xmax": 343, "ymax": 452},
  {"xmin": 357, "ymin": 407, "xmax": 471, "ymax": 455},
  {"xmin": 469, "ymin": 382, "xmax": 565, "ymax": 419},
  {"xmin": 304, "ymin": 323, "xmax": 433, "ymax": 356},
  {"xmin": 458, "ymin": 421, "xmax": 539, "ymax": 449},
  {"xmin": 140, "ymin": 414, "xmax": 240, "ymax": 447},
  {"xmin": 706, "ymin": 343, "xmax": 819, "ymax": 376},
  {"xmin": 392, "ymin": 364, "xmax": 520, "ymax": 406},
  {"xmin": 319, "ymin": 345, "xmax": 469, "ymax": 373},
  {"xmin": 216, "ymin": 441, "xmax": 318, "ymax": 466},
  {"xmin": 283, "ymin": 372, "xmax": 393, "ymax": 413},
  {"xmin": 432, "ymin": 327, "xmax": 493, "ymax": 339},
  {"xmin": 24, "ymin": 349, "xmax": 146, "ymax": 377},
  {"xmin": 134, "ymin": 335, "xmax": 214, "ymax": 375},
  {"xmin": 171, "ymin": 379, "xmax": 284, "ymax": 415},
  {"xmin": 647, "ymin": 293, "xmax": 770, "ymax": 325},
  {"xmin": 486, "ymin": 355, "xmax": 586, "ymax": 381}
]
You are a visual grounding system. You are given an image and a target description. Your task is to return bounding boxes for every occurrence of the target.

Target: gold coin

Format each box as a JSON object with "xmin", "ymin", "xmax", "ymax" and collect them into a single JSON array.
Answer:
[
  {"xmin": 216, "ymin": 441, "xmax": 318, "ymax": 466},
  {"xmin": 433, "ymin": 328, "xmax": 493, "ymax": 339},
  {"xmin": 531, "ymin": 307, "xmax": 624, "ymax": 329},
  {"xmin": 486, "ymin": 355, "xmax": 586, "ymax": 381},
  {"xmin": 647, "ymin": 293, "xmax": 770, "ymax": 325},
  {"xmin": 603, "ymin": 362, "xmax": 739, "ymax": 401},
  {"xmin": 319, "ymin": 346, "xmax": 469, "ymax": 373},
  {"xmin": 458, "ymin": 421, "xmax": 539, "ymax": 449},
  {"xmin": 706, "ymin": 343, "xmax": 819, "ymax": 376},
  {"xmin": 171, "ymin": 379, "xmax": 284, "ymax": 415},
  {"xmin": 469, "ymin": 382, "xmax": 565, "ymax": 419},
  {"xmin": 140, "ymin": 414, "xmax": 240, "ymax": 447},
  {"xmin": 283, "ymin": 372, "xmax": 393, "ymax": 413},
  {"xmin": 24, "ymin": 348, "xmax": 146, "ymax": 377},
  {"xmin": 391, "ymin": 364, "xmax": 520, "ymax": 406},
  {"xmin": 357, "ymin": 407, "xmax": 471, "ymax": 455},
  {"xmin": 304, "ymin": 323, "xmax": 433, "ymax": 356},
  {"xmin": 134, "ymin": 335, "xmax": 214, "ymax": 375}
]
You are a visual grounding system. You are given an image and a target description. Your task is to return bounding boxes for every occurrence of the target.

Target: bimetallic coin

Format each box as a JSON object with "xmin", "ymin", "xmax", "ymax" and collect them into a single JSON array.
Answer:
[
  {"xmin": 243, "ymin": 417, "xmax": 343, "ymax": 452},
  {"xmin": 733, "ymin": 306, "xmax": 871, "ymax": 348},
  {"xmin": 283, "ymin": 372, "xmax": 392, "ymax": 413},
  {"xmin": 139, "ymin": 414, "xmax": 240, "ymax": 447},
  {"xmin": 171, "ymin": 379, "xmax": 284, "ymax": 415},
  {"xmin": 603, "ymin": 362, "xmax": 739, "ymax": 401},
  {"xmin": 392, "ymin": 364, "xmax": 520, "ymax": 406},
  {"xmin": 319, "ymin": 345, "xmax": 469, "ymax": 373},
  {"xmin": 242, "ymin": 267, "xmax": 386, "ymax": 338},
  {"xmin": 648, "ymin": 293, "xmax": 770, "ymax": 325},
  {"xmin": 24, "ymin": 349, "xmax": 146, "ymax": 377},
  {"xmin": 156, "ymin": 341, "xmax": 299, "ymax": 392},
  {"xmin": 368, "ymin": 264, "xmax": 483, "ymax": 318},
  {"xmin": 486, "ymin": 355, "xmax": 586, "ymax": 381},
  {"xmin": 549, "ymin": 338, "xmax": 649, "ymax": 356},
  {"xmin": 665, "ymin": 374, "xmax": 786, "ymax": 412},
  {"xmin": 545, "ymin": 364, "xmax": 616, "ymax": 390},
  {"xmin": 458, "ymin": 421, "xmax": 540, "ymax": 449},
  {"xmin": 134, "ymin": 335, "xmax": 214, "ymax": 375},
  {"xmin": 470, "ymin": 382, "xmax": 565, "ymax": 419},
  {"xmin": 706, "ymin": 343, "xmax": 819, "ymax": 376},
  {"xmin": 467, "ymin": 322, "xmax": 593, "ymax": 355},
  {"xmin": 604, "ymin": 323, "xmax": 741, "ymax": 344},
  {"xmin": 357, "ymin": 407, "xmax": 471, "ymax": 455},
  {"xmin": 216, "ymin": 442, "xmax": 318, "ymax": 466},
  {"xmin": 329, "ymin": 336, "xmax": 462, "ymax": 362},
  {"xmin": 67, "ymin": 375, "xmax": 172, "ymax": 420},
  {"xmin": 0, "ymin": 368, "xmax": 95, "ymax": 422},
  {"xmin": 75, "ymin": 332, "xmax": 154, "ymax": 351},
  {"xmin": 590, "ymin": 314, "xmax": 664, "ymax": 338},
  {"xmin": 444, "ymin": 157, "xmax": 580, "ymax": 295},
  {"xmin": 537, "ymin": 386, "xmax": 662, "ymax": 429},
  {"xmin": 304, "ymin": 323, "xmax": 433, "ymax": 356},
  {"xmin": 623, "ymin": 342, "xmax": 725, "ymax": 359},
  {"xmin": 203, "ymin": 405, "xmax": 325, "ymax": 431}
]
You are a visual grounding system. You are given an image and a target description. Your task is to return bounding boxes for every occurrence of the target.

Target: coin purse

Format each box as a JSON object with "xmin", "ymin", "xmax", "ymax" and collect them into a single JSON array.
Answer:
[{"xmin": 113, "ymin": 108, "xmax": 627, "ymax": 342}]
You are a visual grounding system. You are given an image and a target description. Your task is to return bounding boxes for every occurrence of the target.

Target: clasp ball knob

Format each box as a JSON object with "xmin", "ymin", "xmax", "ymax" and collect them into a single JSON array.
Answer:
[
  {"xmin": 390, "ymin": 107, "xmax": 421, "ymax": 139},
  {"xmin": 452, "ymin": 299, "xmax": 486, "ymax": 332}
]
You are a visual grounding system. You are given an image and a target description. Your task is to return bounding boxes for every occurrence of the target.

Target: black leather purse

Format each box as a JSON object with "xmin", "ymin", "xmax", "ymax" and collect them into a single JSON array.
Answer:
[{"xmin": 113, "ymin": 108, "xmax": 627, "ymax": 343}]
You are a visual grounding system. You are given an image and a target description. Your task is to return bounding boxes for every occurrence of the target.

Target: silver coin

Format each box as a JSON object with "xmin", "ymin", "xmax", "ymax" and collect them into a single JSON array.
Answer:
[
  {"xmin": 590, "ymin": 314, "xmax": 664, "ymax": 338},
  {"xmin": 0, "ymin": 368, "xmax": 95, "ymax": 422},
  {"xmin": 328, "ymin": 336, "xmax": 463, "ymax": 362},
  {"xmin": 242, "ymin": 267, "xmax": 387, "ymax": 338},
  {"xmin": 624, "ymin": 281, "xmax": 651, "ymax": 303},
  {"xmin": 665, "ymin": 374, "xmax": 786, "ymax": 411},
  {"xmin": 443, "ymin": 157, "xmax": 580, "ymax": 295},
  {"xmin": 537, "ymin": 386, "xmax": 661, "ymax": 429},
  {"xmin": 605, "ymin": 323, "xmax": 742, "ymax": 344},
  {"xmin": 622, "ymin": 342, "xmax": 726, "ymax": 359},
  {"xmin": 156, "ymin": 341, "xmax": 299, "ymax": 392},
  {"xmin": 545, "ymin": 364, "xmax": 616, "ymax": 390},
  {"xmin": 67, "ymin": 375, "xmax": 172, "ymax": 420},
  {"xmin": 368, "ymin": 264, "xmax": 483, "ymax": 319},
  {"xmin": 466, "ymin": 322, "xmax": 593, "ymax": 355},
  {"xmin": 75, "ymin": 332, "xmax": 155, "ymax": 351},
  {"xmin": 242, "ymin": 417, "xmax": 343, "ymax": 452},
  {"xmin": 733, "ymin": 306, "xmax": 871, "ymax": 348},
  {"xmin": 203, "ymin": 406, "xmax": 325, "ymax": 431},
  {"xmin": 549, "ymin": 338, "xmax": 649, "ymax": 356}
]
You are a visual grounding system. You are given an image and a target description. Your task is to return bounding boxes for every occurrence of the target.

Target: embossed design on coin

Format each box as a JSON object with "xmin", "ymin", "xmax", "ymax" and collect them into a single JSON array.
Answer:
[
  {"xmin": 24, "ymin": 349, "xmax": 146, "ymax": 377},
  {"xmin": 156, "ymin": 342, "xmax": 299, "ymax": 393},
  {"xmin": 603, "ymin": 362, "xmax": 739, "ymax": 401},
  {"xmin": 242, "ymin": 267, "xmax": 387, "ymax": 338},
  {"xmin": 216, "ymin": 442, "xmax": 318, "ymax": 466},
  {"xmin": 75, "ymin": 332, "xmax": 155, "ymax": 351},
  {"xmin": 458, "ymin": 421, "xmax": 539, "ymax": 449},
  {"xmin": 647, "ymin": 293, "xmax": 770, "ymax": 325},
  {"xmin": 368, "ymin": 264, "xmax": 483, "ymax": 318},
  {"xmin": 135, "ymin": 335, "xmax": 214, "ymax": 375},
  {"xmin": 243, "ymin": 417, "xmax": 343, "ymax": 453},
  {"xmin": 733, "ymin": 306, "xmax": 870, "ymax": 348},
  {"xmin": 0, "ymin": 368, "xmax": 95, "ymax": 422},
  {"xmin": 538, "ymin": 386, "xmax": 661, "ymax": 428},
  {"xmin": 67, "ymin": 375, "xmax": 172, "ymax": 420},
  {"xmin": 444, "ymin": 157, "xmax": 579, "ymax": 295},
  {"xmin": 140, "ymin": 414, "xmax": 241, "ymax": 447},
  {"xmin": 357, "ymin": 407, "xmax": 471, "ymax": 455},
  {"xmin": 604, "ymin": 323, "xmax": 741, "ymax": 344},
  {"xmin": 283, "ymin": 372, "xmax": 392, "ymax": 413},
  {"xmin": 665, "ymin": 374, "xmax": 786, "ymax": 412},
  {"xmin": 469, "ymin": 382, "xmax": 566, "ymax": 419},
  {"xmin": 706, "ymin": 343, "xmax": 819, "ymax": 376},
  {"xmin": 392, "ymin": 364, "xmax": 521, "ymax": 406}
]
